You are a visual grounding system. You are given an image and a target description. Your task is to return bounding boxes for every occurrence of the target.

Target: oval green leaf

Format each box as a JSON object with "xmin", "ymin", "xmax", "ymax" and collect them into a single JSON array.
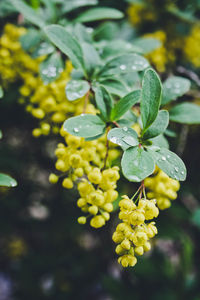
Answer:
[
  {"xmin": 63, "ymin": 114, "xmax": 106, "ymax": 138},
  {"xmin": 141, "ymin": 68, "xmax": 162, "ymax": 131},
  {"xmin": 94, "ymin": 86, "xmax": 113, "ymax": 121},
  {"xmin": 111, "ymin": 89, "xmax": 141, "ymax": 121},
  {"xmin": 99, "ymin": 53, "xmax": 149, "ymax": 77},
  {"xmin": 122, "ymin": 147, "xmax": 155, "ymax": 182},
  {"xmin": 108, "ymin": 127, "xmax": 139, "ymax": 150},
  {"xmin": 39, "ymin": 52, "xmax": 64, "ymax": 84},
  {"xmin": 162, "ymin": 76, "xmax": 191, "ymax": 106},
  {"xmin": 169, "ymin": 102, "xmax": 200, "ymax": 124},
  {"xmin": 148, "ymin": 148, "xmax": 186, "ymax": 181},
  {"xmin": 44, "ymin": 25, "xmax": 84, "ymax": 70},
  {"xmin": 75, "ymin": 7, "xmax": 124, "ymax": 23},
  {"xmin": 0, "ymin": 173, "xmax": 17, "ymax": 187},
  {"xmin": 142, "ymin": 110, "xmax": 169, "ymax": 140},
  {"xmin": 66, "ymin": 80, "xmax": 90, "ymax": 101}
]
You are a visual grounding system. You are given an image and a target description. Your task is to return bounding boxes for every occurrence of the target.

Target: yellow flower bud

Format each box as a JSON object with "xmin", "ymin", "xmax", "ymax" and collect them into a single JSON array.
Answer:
[
  {"xmin": 121, "ymin": 239, "xmax": 131, "ymax": 250},
  {"xmin": 49, "ymin": 173, "xmax": 58, "ymax": 184},
  {"xmin": 77, "ymin": 198, "xmax": 87, "ymax": 208},
  {"xmin": 78, "ymin": 216, "xmax": 87, "ymax": 225},
  {"xmin": 88, "ymin": 205, "xmax": 98, "ymax": 215},
  {"xmin": 135, "ymin": 246, "xmax": 144, "ymax": 256},
  {"xmin": 90, "ymin": 215, "xmax": 105, "ymax": 228},
  {"xmin": 62, "ymin": 178, "xmax": 73, "ymax": 189}
]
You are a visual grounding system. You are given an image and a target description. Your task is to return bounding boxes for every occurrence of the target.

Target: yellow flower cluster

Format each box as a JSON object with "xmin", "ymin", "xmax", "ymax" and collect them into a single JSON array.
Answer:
[
  {"xmin": 184, "ymin": 24, "xmax": 200, "ymax": 67},
  {"xmin": 113, "ymin": 195, "xmax": 159, "ymax": 267},
  {"xmin": 49, "ymin": 128, "xmax": 121, "ymax": 228},
  {"xmin": 20, "ymin": 60, "xmax": 96, "ymax": 137},
  {"xmin": 144, "ymin": 168, "xmax": 180, "ymax": 210},
  {"xmin": 0, "ymin": 24, "xmax": 92, "ymax": 136},
  {"xmin": 127, "ymin": 3, "xmax": 156, "ymax": 26},
  {"xmin": 144, "ymin": 31, "xmax": 169, "ymax": 73},
  {"xmin": 0, "ymin": 24, "xmax": 40, "ymax": 87}
]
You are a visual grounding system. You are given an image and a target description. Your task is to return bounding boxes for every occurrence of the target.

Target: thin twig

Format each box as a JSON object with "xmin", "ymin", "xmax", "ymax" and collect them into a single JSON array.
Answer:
[
  {"xmin": 102, "ymin": 127, "xmax": 110, "ymax": 170},
  {"xmin": 83, "ymin": 90, "xmax": 90, "ymax": 114},
  {"xmin": 177, "ymin": 66, "xmax": 200, "ymax": 87},
  {"xmin": 112, "ymin": 121, "xmax": 120, "ymax": 128}
]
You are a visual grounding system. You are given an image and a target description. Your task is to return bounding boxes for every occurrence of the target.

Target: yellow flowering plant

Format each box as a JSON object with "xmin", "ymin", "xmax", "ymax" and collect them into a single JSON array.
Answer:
[{"xmin": 2, "ymin": 0, "xmax": 200, "ymax": 271}]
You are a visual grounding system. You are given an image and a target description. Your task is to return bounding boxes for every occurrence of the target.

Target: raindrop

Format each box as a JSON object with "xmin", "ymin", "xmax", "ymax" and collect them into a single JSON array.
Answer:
[
  {"xmin": 174, "ymin": 83, "xmax": 180, "ymax": 88},
  {"xmin": 174, "ymin": 167, "xmax": 179, "ymax": 172},
  {"xmin": 132, "ymin": 65, "xmax": 137, "ymax": 70},
  {"xmin": 110, "ymin": 137, "xmax": 118, "ymax": 144},
  {"xmin": 161, "ymin": 156, "xmax": 166, "ymax": 161},
  {"xmin": 74, "ymin": 128, "xmax": 79, "ymax": 133},
  {"xmin": 167, "ymin": 155, "xmax": 170, "ymax": 159},
  {"xmin": 120, "ymin": 65, "xmax": 126, "ymax": 71},
  {"xmin": 181, "ymin": 171, "xmax": 184, "ymax": 175},
  {"xmin": 166, "ymin": 83, "xmax": 172, "ymax": 89},
  {"xmin": 123, "ymin": 127, "xmax": 128, "ymax": 132}
]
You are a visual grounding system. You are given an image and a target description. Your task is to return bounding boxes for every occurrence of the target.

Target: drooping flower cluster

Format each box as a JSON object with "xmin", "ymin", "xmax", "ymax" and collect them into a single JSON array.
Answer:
[
  {"xmin": 113, "ymin": 195, "xmax": 159, "ymax": 267},
  {"xmin": 0, "ymin": 24, "xmax": 93, "ymax": 137},
  {"xmin": 144, "ymin": 31, "xmax": 173, "ymax": 73},
  {"xmin": 184, "ymin": 24, "xmax": 200, "ymax": 67},
  {"xmin": 127, "ymin": 2, "xmax": 156, "ymax": 26},
  {"xmin": 0, "ymin": 24, "xmax": 40, "ymax": 87},
  {"xmin": 49, "ymin": 128, "xmax": 121, "ymax": 228},
  {"xmin": 144, "ymin": 167, "xmax": 180, "ymax": 210},
  {"xmin": 20, "ymin": 60, "xmax": 97, "ymax": 137}
]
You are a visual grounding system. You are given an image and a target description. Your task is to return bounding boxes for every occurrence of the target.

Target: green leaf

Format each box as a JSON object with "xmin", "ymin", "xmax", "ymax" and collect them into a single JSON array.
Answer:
[
  {"xmin": 99, "ymin": 78, "xmax": 128, "ymax": 97},
  {"xmin": 107, "ymin": 127, "xmax": 139, "ymax": 150},
  {"xmin": 150, "ymin": 134, "xmax": 169, "ymax": 149},
  {"xmin": 94, "ymin": 86, "xmax": 113, "ymax": 121},
  {"xmin": 191, "ymin": 208, "xmax": 200, "ymax": 228},
  {"xmin": 122, "ymin": 147, "xmax": 155, "ymax": 182},
  {"xmin": 133, "ymin": 37, "xmax": 161, "ymax": 54},
  {"xmin": 75, "ymin": 7, "xmax": 124, "ymax": 23},
  {"xmin": 0, "ymin": 173, "xmax": 17, "ymax": 187},
  {"xmin": 165, "ymin": 128, "xmax": 177, "ymax": 138},
  {"xmin": 169, "ymin": 102, "xmax": 200, "ymax": 124},
  {"xmin": 99, "ymin": 53, "xmax": 149, "ymax": 77},
  {"xmin": 142, "ymin": 110, "xmax": 169, "ymax": 140},
  {"xmin": 100, "ymin": 40, "xmax": 142, "ymax": 60},
  {"xmin": 148, "ymin": 148, "xmax": 186, "ymax": 181},
  {"xmin": 20, "ymin": 29, "xmax": 41, "ymax": 51},
  {"xmin": 0, "ymin": 130, "xmax": 2, "ymax": 139},
  {"xmin": 65, "ymin": 80, "xmax": 90, "ymax": 101},
  {"xmin": 141, "ymin": 68, "xmax": 162, "ymax": 131},
  {"xmin": 39, "ymin": 52, "xmax": 64, "ymax": 84},
  {"xmin": 0, "ymin": 86, "xmax": 3, "ymax": 99},
  {"xmin": 32, "ymin": 41, "xmax": 55, "ymax": 58},
  {"xmin": 74, "ymin": 23, "xmax": 93, "ymax": 44},
  {"xmin": 62, "ymin": 0, "xmax": 98, "ymax": 13},
  {"xmin": 44, "ymin": 25, "xmax": 85, "ymax": 70},
  {"xmin": 10, "ymin": 0, "xmax": 45, "ymax": 28},
  {"xmin": 162, "ymin": 76, "xmax": 191, "ymax": 106},
  {"xmin": 93, "ymin": 22, "xmax": 118, "ymax": 41},
  {"xmin": 81, "ymin": 42, "xmax": 102, "ymax": 76},
  {"xmin": 111, "ymin": 90, "xmax": 141, "ymax": 121},
  {"xmin": 167, "ymin": 5, "xmax": 197, "ymax": 23},
  {"xmin": 63, "ymin": 114, "xmax": 106, "ymax": 138}
]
